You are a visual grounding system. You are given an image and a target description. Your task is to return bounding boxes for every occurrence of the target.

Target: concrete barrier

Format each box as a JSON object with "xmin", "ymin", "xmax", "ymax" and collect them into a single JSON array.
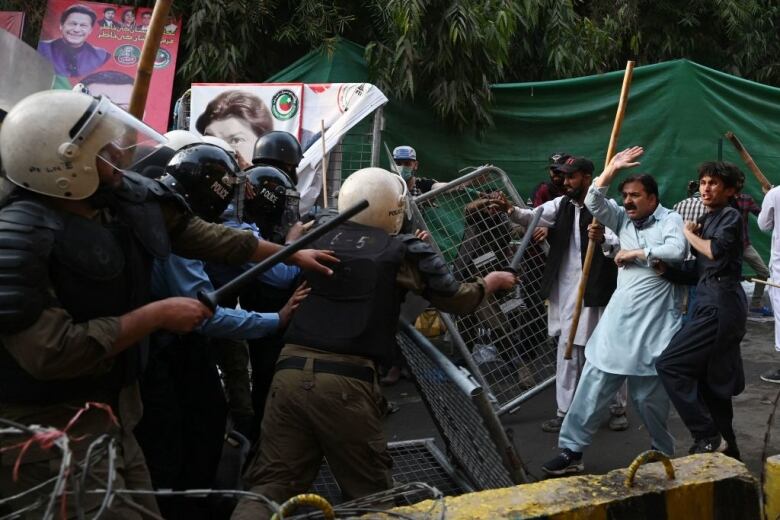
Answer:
[
  {"xmin": 382, "ymin": 453, "xmax": 759, "ymax": 519},
  {"xmin": 766, "ymin": 454, "xmax": 780, "ymax": 520}
]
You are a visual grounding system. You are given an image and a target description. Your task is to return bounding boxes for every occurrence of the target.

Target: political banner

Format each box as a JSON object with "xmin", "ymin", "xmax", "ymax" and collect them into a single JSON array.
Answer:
[
  {"xmin": 190, "ymin": 82, "xmax": 388, "ymax": 212},
  {"xmin": 37, "ymin": 0, "xmax": 181, "ymax": 132},
  {"xmin": 0, "ymin": 11, "xmax": 25, "ymax": 38}
]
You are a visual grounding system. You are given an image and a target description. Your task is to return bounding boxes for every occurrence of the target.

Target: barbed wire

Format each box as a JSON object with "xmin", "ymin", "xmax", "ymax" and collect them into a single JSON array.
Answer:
[{"xmin": 1, "ymin": 413, "xmax": 447, "ymax": 520}]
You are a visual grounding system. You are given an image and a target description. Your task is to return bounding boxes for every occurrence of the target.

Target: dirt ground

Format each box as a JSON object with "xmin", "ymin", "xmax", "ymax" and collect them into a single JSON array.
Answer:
[{"xmin": 382, "ymin": 314, "xmax": 780, "ymax": 482}]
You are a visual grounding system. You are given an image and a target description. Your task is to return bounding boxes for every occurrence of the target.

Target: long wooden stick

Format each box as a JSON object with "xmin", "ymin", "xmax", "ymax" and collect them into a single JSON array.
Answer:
[
  {"xmin": 725, "ymin": 132, "xmax": 773, "ymax": 192},
  {"xmin": 752, "ymin": 278, "xmax": 780, "ymax": 289},
  {"xmin": 321, "ymin": 119, "xmax": 328, "ymax": 208},
  {"xmin": 564, "ymin": 61, "xmax": 635, "ymax": 360},
  {"xmin": 128, "ymin": 1, "xmax": 173, "ymax": 119}
]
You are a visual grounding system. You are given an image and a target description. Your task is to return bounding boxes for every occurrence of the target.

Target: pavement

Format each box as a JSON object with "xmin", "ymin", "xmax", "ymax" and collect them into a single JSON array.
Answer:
[{"xmin": 381, "ymin": 316, "xmax": 780, "ymax": 482}]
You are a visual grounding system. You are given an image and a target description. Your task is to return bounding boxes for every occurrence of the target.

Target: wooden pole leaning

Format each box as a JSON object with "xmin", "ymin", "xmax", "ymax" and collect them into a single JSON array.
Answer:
[
  {"xmin": 128, "ymin": 0, "xmax": 173, "ymax": 119},
  {"xmin": 321, "ymin": 119, "xmax": 329, "ymax": 208},
  {"xmin": 564, "ymin": 61, "xmax": 635, "ymax": 360},
  {"xmin": 725, "ymin": 132, "xmax": 773, "ymax": 193}
]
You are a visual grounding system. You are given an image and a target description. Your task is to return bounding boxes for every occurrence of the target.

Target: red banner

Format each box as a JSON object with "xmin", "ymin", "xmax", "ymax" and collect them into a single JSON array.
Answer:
[
  {"xmin": 0, "ymin": 11, "xmax": 25, "ymax": 38},
  {"xmin": 37, "ymin": 1, "xmax": 181, "ymax": 132}
]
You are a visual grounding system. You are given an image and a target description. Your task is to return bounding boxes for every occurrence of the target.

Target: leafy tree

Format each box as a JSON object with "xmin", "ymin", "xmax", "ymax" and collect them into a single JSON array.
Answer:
[{"xmin": 4, "ymin": 0, "xmax": 780, "ymax": 129}]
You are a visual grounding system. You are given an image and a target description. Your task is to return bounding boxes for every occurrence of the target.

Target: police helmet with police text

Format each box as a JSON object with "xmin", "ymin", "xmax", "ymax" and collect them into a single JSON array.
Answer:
[
  {"xmin": 161, "ymin": 143, "xmax": 240, "ymax": 222},
  {"xmin": 243, "ymin": 165, "xmax": 300, "ymax": 243},
  {"xmin": 0, "ymin": 90, "xmax": 165, "ymax": 199},
  {"xmin": 338, "ymin": 167, "xmax": 408, "ymax": 235}
]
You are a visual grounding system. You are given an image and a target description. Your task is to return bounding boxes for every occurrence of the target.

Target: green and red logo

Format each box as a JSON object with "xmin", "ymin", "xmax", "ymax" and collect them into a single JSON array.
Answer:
[
  {"xmin": 271, "ymin": 89, "xmax": 299, "ymax": 121},
  {"xmin": 114, "ymin": 45, "xmax": 140, "ymax": 66},
  {"xmin": 154, "ymin": 49, "xmax": 171, "ymax": 69}
]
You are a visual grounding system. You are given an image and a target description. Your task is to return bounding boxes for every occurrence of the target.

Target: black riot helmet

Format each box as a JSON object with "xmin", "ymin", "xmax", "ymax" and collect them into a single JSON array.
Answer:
[
  {"xmin": 252, "ymin": 131, "xmax": 303, "ymax": 184},
  {"xmin": 243, "ymin": 165, "xmax": 300, "ymax": 244},
  {"xmin": 161, "ymin": 143, "xmax": 240, "ymax": 222}
]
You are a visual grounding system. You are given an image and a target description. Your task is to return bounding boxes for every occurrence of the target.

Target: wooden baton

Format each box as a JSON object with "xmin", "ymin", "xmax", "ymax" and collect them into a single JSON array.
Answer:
[
  {"xmin": 564, "ymin": 61, "xmax": 635, "ymax": 360},
  {"xmin": 725, "ymin": 132, "xmax": 772, "ymax": 192},
  {"xmin": 128, "ymin": 0, "xmax": 173, "ymax": 120},
  {"xmin": 751, "ymin": 278, "xmax": 780, "ymax": 289}
]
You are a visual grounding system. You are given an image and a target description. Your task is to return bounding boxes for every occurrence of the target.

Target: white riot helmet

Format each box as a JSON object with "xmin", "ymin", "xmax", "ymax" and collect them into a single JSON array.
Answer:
[
  {"xmin": 164, "ymin": 129, "xmax": 203, "ymax": 150},
  {"xmin": 337, "ymin": 167, "xmax": 408, "ymax": 234},
  {"xmin": 0, "ymin": 90, "xmax": 166, "ymax": 199},
  {"xmin": 202, "ymin": 135, "xmax": 239, "ymax": 159}
]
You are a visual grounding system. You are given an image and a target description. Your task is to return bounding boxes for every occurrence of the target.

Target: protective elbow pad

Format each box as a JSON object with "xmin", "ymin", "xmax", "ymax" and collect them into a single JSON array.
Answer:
[{"xmin": 399, "ymin": 234, "xmax": 459, "ymax": 297}]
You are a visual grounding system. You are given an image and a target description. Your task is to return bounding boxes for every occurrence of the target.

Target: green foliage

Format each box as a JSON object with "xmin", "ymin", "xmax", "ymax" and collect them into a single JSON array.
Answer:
[{"xmin": 5, "ymin": 0, "xmax": 780, "ymax": 130}]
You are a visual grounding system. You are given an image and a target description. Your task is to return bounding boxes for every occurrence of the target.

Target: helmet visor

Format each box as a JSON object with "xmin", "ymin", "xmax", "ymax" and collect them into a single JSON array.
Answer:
[{"xmin": 70, "ymin": 96, "xmax": 167, "ymax": 171}]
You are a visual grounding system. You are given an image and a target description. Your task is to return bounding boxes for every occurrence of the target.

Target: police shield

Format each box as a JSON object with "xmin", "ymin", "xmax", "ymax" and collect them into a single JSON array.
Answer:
[{"xmin": 0, "ymin": 30, "xmax": 56, "ymax": 118}]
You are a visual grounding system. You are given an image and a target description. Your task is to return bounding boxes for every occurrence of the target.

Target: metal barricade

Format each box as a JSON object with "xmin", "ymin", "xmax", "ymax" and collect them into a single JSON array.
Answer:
[
  {"xmin": 310, "ymin": 438, "xmax": 468, "ymax": 507},
  {"xmin": 410, "ymin": 166, "xmax": 556, "ymax": 415},
  {"xmin": 397, "ymin": 322, "xmax": 527, "ymax": 486},
  {"xmin": 308, "ymin": 321, "xmax": 527, "ymax": 509}
]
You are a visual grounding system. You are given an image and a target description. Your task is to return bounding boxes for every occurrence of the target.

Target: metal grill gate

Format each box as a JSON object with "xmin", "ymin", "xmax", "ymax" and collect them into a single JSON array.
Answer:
[{"xmin": 410, "ymin": 165, "xmax": 556, "ymax": 415}]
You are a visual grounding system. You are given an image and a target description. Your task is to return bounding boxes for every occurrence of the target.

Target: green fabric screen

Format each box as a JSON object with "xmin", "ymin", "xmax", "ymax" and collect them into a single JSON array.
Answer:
[{"xmin": 268, "ymin": 39, "xmax": 780, "ymax": 264}]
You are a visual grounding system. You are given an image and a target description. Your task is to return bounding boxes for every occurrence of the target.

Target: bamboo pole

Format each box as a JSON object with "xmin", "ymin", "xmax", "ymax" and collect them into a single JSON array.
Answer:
[
  {"xmin": 128, "ymin": 0, "xmax": 173, "ymax": 120},
  {"xmin": 564, "ymin": 61, "xmax": 635, "ymax": 360},
  {"xmin": 752, "ymin": 278, "xmax": 780, "ymax": 289},
  {"xmin": 725, "ymin": 132, "xmax": 773, "ymax": 193},
  {"xmin": 321, "ymin": 119, "xmax": 329, "ymax": 208}
]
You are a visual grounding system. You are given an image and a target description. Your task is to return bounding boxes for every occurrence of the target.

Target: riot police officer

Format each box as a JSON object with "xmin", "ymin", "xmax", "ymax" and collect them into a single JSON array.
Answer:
[
  {"xmin": 232, "ymin": 168, "xmax": 518, "ymax": 520},
  {"xmin": 252, "ymin": 130, "xmax": 303, "ymax": 183},
  {"xmin": 207, "ymin": 165, "xmax": 300, "ymax": 442},
  {"xmin": 0, "ymin": 90, "xmax": 334, "ymax": 518},
  {"xmin": 137, "ymin": 144, "xmax": 308, "ymax": 519}
]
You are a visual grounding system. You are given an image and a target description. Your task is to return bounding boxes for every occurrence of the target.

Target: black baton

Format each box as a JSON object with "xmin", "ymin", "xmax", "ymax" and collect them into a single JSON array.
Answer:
[{"xmin": 198, "ymin": 199, "xmax": 369, "ymax": 310}]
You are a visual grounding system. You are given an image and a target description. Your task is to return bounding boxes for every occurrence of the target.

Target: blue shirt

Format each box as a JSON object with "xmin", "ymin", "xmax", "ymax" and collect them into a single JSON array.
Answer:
[
  {"xmin": 583, "ymin": 184, "xmax": 686, "ymax": 376},
  {"xmin": 206, "ymin": 209, "xmax": 300, "ymax": 290},
  {"xmin": 152, "ymin": 254, "xmax": 279, "ymax": 340}
]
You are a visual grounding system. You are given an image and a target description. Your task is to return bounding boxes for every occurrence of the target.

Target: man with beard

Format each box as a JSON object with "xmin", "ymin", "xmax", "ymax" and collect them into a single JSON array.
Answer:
[
  {"xmin": 509, "ymin": 156, "xmax": 627, "ymax": 433},
  {"xmin": 542, "ymin": 146, "xmax": 686, "ymax": 476},
  {"xmin": 0, "ymin": 90, "xmax": 336, "ymax": 518},
  {"xmin": 656, "ymin": 162, "xmax": 747, "ymax": 459},
  {"xmin": 530, "ymin": 152, "xmax": 570, "ymax": 207}
]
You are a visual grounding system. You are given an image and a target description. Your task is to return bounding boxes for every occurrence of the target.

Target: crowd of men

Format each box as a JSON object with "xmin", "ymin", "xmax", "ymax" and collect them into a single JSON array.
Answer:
[{"xmin": 0, "ymin": 86, "xmax": 778, "ymax": 519}]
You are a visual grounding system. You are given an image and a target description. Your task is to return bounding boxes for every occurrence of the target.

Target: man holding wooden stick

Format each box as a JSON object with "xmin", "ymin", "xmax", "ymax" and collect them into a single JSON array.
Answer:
[
  {"xmin": 507, "ymin": 157, "xmax": 628, "ymax": 434},
  {"xmin": 542, "ymin": 146, "xmax": 685, "ymax": 476}
]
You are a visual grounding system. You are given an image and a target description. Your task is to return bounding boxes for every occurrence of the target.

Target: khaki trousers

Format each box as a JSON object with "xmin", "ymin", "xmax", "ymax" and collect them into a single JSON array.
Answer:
[{"xmin": 231, "ymin": 345, "xmax": 392, "ymax": 520}]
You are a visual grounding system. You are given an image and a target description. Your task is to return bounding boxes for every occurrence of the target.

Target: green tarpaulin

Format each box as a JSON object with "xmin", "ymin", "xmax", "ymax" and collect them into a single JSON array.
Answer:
[{"xmin": 269, "ymin": 39, "xmax": 780, "ymax": 264}]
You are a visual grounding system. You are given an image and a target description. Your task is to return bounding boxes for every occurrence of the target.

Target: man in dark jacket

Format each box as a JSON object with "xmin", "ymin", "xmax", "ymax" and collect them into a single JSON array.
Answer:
[{"xmin": 656, "ymin": 161, "xmax": 747, "ymax": 459}]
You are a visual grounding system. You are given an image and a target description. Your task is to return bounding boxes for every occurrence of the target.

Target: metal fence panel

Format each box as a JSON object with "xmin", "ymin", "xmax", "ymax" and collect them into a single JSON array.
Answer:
[
  {"xmin": 396, "ymin": 327, "xmax": 517, "ymax": 490},
  {"xmin": 410, "ymin": 166, "xmax": 556, "ymax": 414},
  {"xmin": 309, "ymin": 439, "xmax": 467, "ymax": 507}
]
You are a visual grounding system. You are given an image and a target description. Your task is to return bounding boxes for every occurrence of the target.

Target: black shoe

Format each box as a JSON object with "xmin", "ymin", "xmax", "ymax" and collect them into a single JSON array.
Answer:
[
  {"xmin": 722, "ymin": 443, "xmax": 741, "ymax": 461},
  {"xmin": 688, "ymin": 435, "xmax": 726, "ymax": 454},
  {"xmin": 541, "ymin": 448, "xmax": 584, "ymax": 476},
  {"xmin": 761, "ymin": 368, "xmax": 780, "ymax": 384}
]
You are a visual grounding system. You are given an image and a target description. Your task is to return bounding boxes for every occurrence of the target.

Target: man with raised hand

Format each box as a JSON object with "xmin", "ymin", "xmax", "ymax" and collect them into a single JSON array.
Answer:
[{"xmin": 542, "ymin": 146, "xmax": 686, "ymax": 476}]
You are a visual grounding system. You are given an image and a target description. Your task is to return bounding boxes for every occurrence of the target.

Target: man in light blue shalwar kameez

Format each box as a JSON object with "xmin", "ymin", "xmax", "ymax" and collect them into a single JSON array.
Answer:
[{"xmin": 542, "ymin": 146, "xmax": 686, "ymax": 476}]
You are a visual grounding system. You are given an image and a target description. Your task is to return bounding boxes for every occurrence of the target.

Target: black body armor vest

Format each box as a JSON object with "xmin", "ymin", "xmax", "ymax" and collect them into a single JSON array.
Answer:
[
  {"xmin": 0, "ymin": 171, "xmax": 177, "ymax": 404},
  {"xmin": 284, "ymin": 221, "xmax": 406, "ymax": 361}
]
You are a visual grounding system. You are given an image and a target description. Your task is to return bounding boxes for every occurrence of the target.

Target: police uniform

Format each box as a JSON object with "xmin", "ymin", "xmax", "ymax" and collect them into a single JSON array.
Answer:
[
  {"xmin": 0, "ymin": 171, "xmax": 260, "ymax": 518},
  {"xmin": 232, "ymin": 221, "xmax": 488, "ymax": 520}
]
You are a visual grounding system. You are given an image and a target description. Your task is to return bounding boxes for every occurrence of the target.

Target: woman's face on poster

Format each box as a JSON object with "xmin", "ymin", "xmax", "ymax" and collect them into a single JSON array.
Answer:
[{"xmin": 203, "ymin": 116, "xmax": 258, "ymax": 164}]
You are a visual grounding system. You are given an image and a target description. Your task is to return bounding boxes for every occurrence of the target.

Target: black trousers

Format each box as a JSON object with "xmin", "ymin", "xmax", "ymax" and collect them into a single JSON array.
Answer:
[
  {"xmin": 135, "ymin": 338, "xmax": 228, "ymax": 519},
  {"xmin": 656, "ymin": 304, "xmax": 740, "ymax": 445}
]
